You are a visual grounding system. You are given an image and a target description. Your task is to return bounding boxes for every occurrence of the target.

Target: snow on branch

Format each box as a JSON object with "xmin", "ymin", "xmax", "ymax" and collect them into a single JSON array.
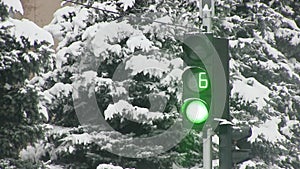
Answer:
[
  {"xmin": 72, "ymin": 70, "xmax": 113, "ymax": 99},
  {"xmin": 91, "ymin": 21, "xmax": 155, "ymax": 59},
  {"xmin": 104, "ymin": 100, "xmax": 165, "ymax": 124},
  {"xmin": 1, "ymin": 18, "xmax": 54, "ymax": 46},
  {"xmin": 97, "ymin": 164, "xmax": 123, "ymax": 169},
  {"xmin": 125, "ymin": 54, "xmax": 169, "ymax": 78},
  {"xmin": 117, "ymin": 0, "xmax": 135, "ymax": 11},
  {"xmin": 2, "ymin": 0, "xmax": 23, "ymax": 15},
  {"xmin": 249, "ymin": 117, "xmax": 287, "ymax": 143},
  {"xmin": 43, "ymin": 82, "xmax": 73, "ymax": 103},
  {"xmin": 124, "ymin": 54, "xmax": 184, "ymax": 81},
  {"xmin": 231, "ymin": 74, "xmax": 271, "ymax": 110}
]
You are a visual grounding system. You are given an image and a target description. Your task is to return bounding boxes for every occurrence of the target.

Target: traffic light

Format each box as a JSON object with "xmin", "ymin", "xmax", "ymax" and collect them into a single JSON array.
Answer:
[
  {"xmin": 180, "ymin": 33, "xmax": 229, "ymax": 131},
  {"xmin": 181, "ymin": 33, "xmax": 237, "ymax": 169},
  {"xmin": 232, "ymin": 125, "xmax": 252, "ymax": 164},
  {"xmin": 181, "ymin": 34, "xmax": 213, "ymax": 130}
]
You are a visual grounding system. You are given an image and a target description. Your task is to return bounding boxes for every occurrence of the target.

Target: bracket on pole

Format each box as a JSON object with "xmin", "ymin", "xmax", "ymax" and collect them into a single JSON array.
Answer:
[{"xmin": 199, "ymin": 0, "xmax": 215, "ymax": 32}]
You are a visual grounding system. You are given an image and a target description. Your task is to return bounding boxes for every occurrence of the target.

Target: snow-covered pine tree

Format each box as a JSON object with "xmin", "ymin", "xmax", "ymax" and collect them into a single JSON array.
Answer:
[
  {"xmin": 33, "ymin": 0, "xmax": 300, "ymax": 168},
  {"xmin": 215, "ymin": 0, "xmax": 300, "ymax": 168},
  {"xmin": 38, "ymin": 0, "xmax": 205, "ymax": 168},
  {"xmin": 0, "ymin": 0, "xmax": 55, "ymax": 168}
]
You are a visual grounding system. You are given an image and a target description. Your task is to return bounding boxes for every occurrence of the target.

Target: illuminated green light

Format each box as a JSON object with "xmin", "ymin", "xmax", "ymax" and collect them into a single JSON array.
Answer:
[{"xmin": 181, "ymin": 99, "xmax": 209, "ymax": 124}]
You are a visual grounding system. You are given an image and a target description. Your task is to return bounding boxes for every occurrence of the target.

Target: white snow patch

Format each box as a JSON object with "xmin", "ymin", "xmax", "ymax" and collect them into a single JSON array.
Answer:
[
  {"xmin": 55, "ymin": 41, "xmax": 82, "ymax": 68},
  {"xmin": 239, "ymin": 160, "xmax": 256, "ymax": 169},
  {"xmin": 19, "ymin": 142, "xmax": 46, "ymax": 163},
  {"xmin": 1, "ymin": 18, "xmax": 54, "ymax": 46},
  {"xmin": 82, "ymin": 24, "xmax": 99, "ymax": 40},
  {"xmin": 73, "ymin": 8, "xmax": 90, "ymax": 34},
  {"xmin": 108, "ymin": 44, "xmax": 122, "ymax": 55},
  {"xmin": 2, "ymin": 0, "xmax": 24, "ymax": 15},
  {"xmin": 48, "ymin": 125, "xmax": 74, "ymax": 137},
  {"xmin": 45, "ymin": 164, "xmax": 64, "ymax": 169},
  {"xmin": 68, "ymin": 145, "xmax": 75, "ymax": 153},
  {"xmin": 222, "ymin": 19, "xmax": 235, "ymax": 31},
  {"xmin": 109, "ymin": 86, "xmax": 127, "ymax": 96},
  {"xmin": 282, "ymin": 17, "xmax": 299, "ymax": 30},
  {"xmin": 212, "ymin": 135, "xmax": 219, "ymax": 145},
  {"xmin": 92, "ymin": 21, "xmax": 136, "ymax": 57},
  {"xmin": 249, "ymin": 117, "xmax": 286, "ymax": 143},
  {"xmin": 126, "ymin": 34, "xmax": 153, "ymax": 52},
  {"xmin": 155, "ymin": 16, "xmax": 173, "ymax": 24},
  {"xmin": 118, "ymin": 0, "xmax": 135, "ymax": 11},
  {"xmin": 259, "ymin": 60, "xmax": 280, "ymax": 70},
  {"xmin": 97, "ymin": 164, "xmax": 123, "ymax": 169},
  {"xmin": 214, "ymin": 118, "xmax": 234, "ymax": 125},
  {"xmin": 104, "ymin": 100, "xmax": 165, "ymax": 124},
  {"xmin": 278, "ymin": 145, "xmax": 288, "ymax": 151},
  {"xmin": 72, "ymin": 71, "xmax": 100, "ymax": 99},
  {"xmin": 279, "ymin": 62, "xmax": 297, "ymax": 78},
  {"xmin": 50, "ymin": 6, "xmax": 76, "ymax": 24},
  {"xmin": 61, "ymin": 133, "xmax": 92, "ymax": 145},
  {"xmin": 231, "ymin": 75, "xmax": 271, "ymax": 109},
  {"xmin": 92, "ymin": 2, "xmax": 119, "ymax": 15},
  {"xmin": 280, "ymin": 119, "xmax": 298, "ymax": 138},
  {"xmin": 276, "ymin": 28, "xmax": 300, "ymax": 46},
  {"xmin": 125, "ymin": 55, "xmax": 170, "ymax": 77},
  {"xmin": 212, "ymin": 159, "xmax": 219, "ymax": 168},
  {"xmin": 161, "ymin": 68, "xmax": 183, "ymax": 86},
  {"xmin": 43, "ymin": 82, "xmax": 73, "ymax": 102},
  {"xmin": 45, "ymin": 6, "xmax": 76, "ymax": 40},
  {"xmin": 170, "ymin": 58, "xmax": 184, "ymax": 68},
  {"xmin": 229, "ymin": 38, "xmax": 254, "ymax": 49},
  {"xmin": 229, "ymin": 40, "xmax": 239, "ymax": 48},
  {"xmin": 263, "ymin": 42, "xmax": 284, "ymax": 59}
]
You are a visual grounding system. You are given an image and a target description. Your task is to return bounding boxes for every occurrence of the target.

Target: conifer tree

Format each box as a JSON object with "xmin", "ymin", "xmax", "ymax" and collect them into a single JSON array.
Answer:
[
  {"xmin": 28, "ymin": 0, "xmax": 300, "ymax": 168},
  {"xmin": 0, "ymin": 1, "xmax": 54, "ymax": 168}
]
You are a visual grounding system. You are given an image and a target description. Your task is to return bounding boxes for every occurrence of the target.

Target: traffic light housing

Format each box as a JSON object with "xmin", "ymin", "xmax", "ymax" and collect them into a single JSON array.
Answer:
[
  {"xmin": 181, "ymin": 34, "xmax": 213, "ymax": 130},
  {"xmin": 180, "ymin": 33, "xmax": 229, "ymax": 131}
]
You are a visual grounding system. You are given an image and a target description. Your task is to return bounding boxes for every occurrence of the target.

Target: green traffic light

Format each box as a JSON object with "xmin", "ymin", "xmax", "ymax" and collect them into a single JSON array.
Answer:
[{"xmin": 181, "ymin": 99, "xmax": 209, "ymax": 124}]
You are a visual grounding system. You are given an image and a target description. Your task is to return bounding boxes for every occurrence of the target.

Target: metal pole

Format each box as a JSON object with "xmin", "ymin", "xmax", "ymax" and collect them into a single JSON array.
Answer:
[
  {"xmin": 219, "ymin": 124, "xmax": 232, "ymax": 169},
  {"xmin": 203, "ymin": 128, "xmax": 212, "ymax": 169},
  {"xmin": 199, "ymin": 0, "xmax": 203, "ymax": 18},
  {"xmin": 215, "ymin": 37, "xmax": 232, "ymax": 169}
]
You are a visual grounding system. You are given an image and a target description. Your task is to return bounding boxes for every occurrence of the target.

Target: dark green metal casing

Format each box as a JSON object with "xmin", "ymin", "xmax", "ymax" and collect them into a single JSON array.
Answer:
[{"xmin": 181, "ymin": 33, "xmax": 232, "ymax": 168}]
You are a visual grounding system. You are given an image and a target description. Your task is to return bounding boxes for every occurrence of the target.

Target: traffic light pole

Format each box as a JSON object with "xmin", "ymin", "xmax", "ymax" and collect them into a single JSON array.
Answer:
[
  {"xmin": 199, "ymin": 1, "xmax": 232, "ymax": 168},
  {"xmin": 203, "ymin": 128, "xmax": 213, "ymax": 169},
  {"xmin": 200, "ymin": 1, "xmax": 214, "ymax": 169},
  {"xmin": 219, "ymin": 116, "xmax": 232, "ymax": 169}
]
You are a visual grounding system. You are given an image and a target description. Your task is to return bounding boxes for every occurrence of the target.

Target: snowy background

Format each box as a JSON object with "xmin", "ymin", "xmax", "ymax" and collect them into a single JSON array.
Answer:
[{"xmin": 0, "ymin": 0, "xmax": 299, "ymax": 169}]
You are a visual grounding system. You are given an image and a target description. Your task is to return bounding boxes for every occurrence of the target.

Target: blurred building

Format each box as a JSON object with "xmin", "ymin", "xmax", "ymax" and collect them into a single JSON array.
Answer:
[{"xmin": 20, "ymin": 0, "xmax": 61, "ymax": 27}]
